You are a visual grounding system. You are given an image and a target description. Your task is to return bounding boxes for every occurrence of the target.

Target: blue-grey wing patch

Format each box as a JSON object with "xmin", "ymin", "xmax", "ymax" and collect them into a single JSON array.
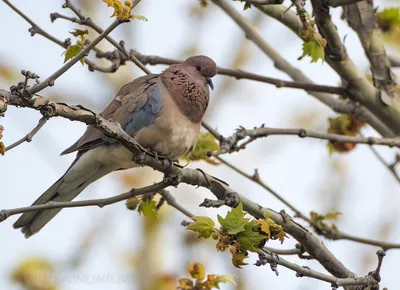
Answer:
[{"xmin": 123, "ymin": 87, "xmax": 162, "ymax": 135}]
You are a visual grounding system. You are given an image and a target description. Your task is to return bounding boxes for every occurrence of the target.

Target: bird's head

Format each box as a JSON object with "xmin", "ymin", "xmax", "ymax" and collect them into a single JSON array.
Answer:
[{"xmin": 183, "ymin": 55, "xmax": 217, "ymax": 90}]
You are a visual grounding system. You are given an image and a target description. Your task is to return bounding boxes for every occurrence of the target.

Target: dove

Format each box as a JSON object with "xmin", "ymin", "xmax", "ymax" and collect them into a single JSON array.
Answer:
[{"xmin": 13, "ymin": 55, "xmax": 217, "ymax": 238}]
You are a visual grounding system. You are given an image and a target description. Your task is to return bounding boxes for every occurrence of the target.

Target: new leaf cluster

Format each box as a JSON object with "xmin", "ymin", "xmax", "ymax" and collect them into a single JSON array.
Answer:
[
  {"xmin": 186, "ymin": 203, "xmax": 288, "ymax": 268},
  {"xmin": 178, "ymin": 261, "xmax": 236, "ymax": 290},
  {"xmin": 63, "ymin": 29, "xmax": 89, "ymax": 65},
  {"xmin": 102, "ymin": 0, "xmax": 148, "ymax": 21}
]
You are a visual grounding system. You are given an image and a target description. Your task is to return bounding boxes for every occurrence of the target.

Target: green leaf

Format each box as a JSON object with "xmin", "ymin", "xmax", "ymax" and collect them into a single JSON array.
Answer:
[
  {"xmin": 298, "ymin": 39, "xmax": 325, "ymax": 63},
  {"xmin": 69, "ymin": 29, "xmax": 88, "ymax": 37},
  {"xmin": 199, "ymin": 0, "xmax": 208, "ymax": 7},
  {"xmin": 231, "ymin": 252, "xmax": 248, "ymax": 269},
  {"xmin": 327, "ymin": 141, "xmax": 335, "ymax": 155},
  {"xmin": 213, "ymin": 274, "xmax": 236, "ymax": 288},
  {"xmin": 63, "ymin": 44, "xmax": 84, "ymax": 65},
  {"xmin": 217, "ymin": 203, "xmax": 248, "ymax": 235},
  {"xmin": 178, "ymin": 278, "xmax": 193, "ymax": 290},
  {"xmin": 186, "ymin": 216, "xmax": 216, "ymax": 239},
  {"xmin": 125, "ymin": 197, "xmax": 140, "ymax": 210},
  {"xmin": 236, "ymin": 221, "xmax": 266, "ymax": 252},
  {"xmin": 133, "ymin": 15, "xmax": 148, "ymax": 21},
  {"xmin": 378, "ymin": 8, "xmax": 400, "ymax": 26},
  {"xmin": 188, "ymin": 261, "xmax": 205, "ymax": 280},
  {"xmin": 183, "ymin": 132, "xmax": 220, "ymax": 165},
  {"xmin": 243, "ymin": 2, "xmax": 251, "ymax": 10},
  {"xmin": 323, "ymin": 211, "xmax": 342, "ymax": 220},
  {"xmin": 138, "ymin": 200, "xmax": 157, "ymax": 219}
]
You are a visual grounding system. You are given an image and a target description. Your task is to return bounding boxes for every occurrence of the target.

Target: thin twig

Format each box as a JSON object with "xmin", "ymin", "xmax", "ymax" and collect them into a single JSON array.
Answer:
[
  {"xmin": 258, "ymin": 249, "xmax": 377, "ymax": 287},
  {"xmin": 5, "ymin": 117, "xmax": 48, "ymax": 152},
  {"xmin": 158, "ymin": 189, "xmax": 195, "ymax": 218},
  {"xmin": 3, "ymin": 0, "xmax": 70, "ymax": 48},
  {"xmin": 216, "ymin": 156, "xmax": 311, "ymax": 222},
  {"xmin": 215, "ymin": 126, "xmax": 400, "ymax": 156},
  {"xmin": 0, "ymin": 182, "xmax": 167, "ymax": 222},
  {"xmin": 211, "ymin": 0, "xmax": 395, "ymax": 137},
  {"xmin": 28, "ymin": 19, "xmax": 122, "ymax": 94},
  {"xmin": 362, "ymin": 134, "xmax": 400, "ymax": 184},
  {"xmin": 217, "ymin": 155, "xmax": 400, "ymax": 250},
  {"xmin": 63, "ymin": 0, "xmax": 150, "ymax": 75}
]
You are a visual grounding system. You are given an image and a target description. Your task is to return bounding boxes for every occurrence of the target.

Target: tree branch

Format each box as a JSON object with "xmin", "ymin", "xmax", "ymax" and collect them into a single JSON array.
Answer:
[
  {"xmin": 61, "ymin": 0, "xmax": 151, "ymax": 75},
  {"xmin": 310, "ymin": 0, "xmax": 400, "ymax": 134},
  {"xmin": 342, "ymin": 1, "xmax": 399, "ymax": 107},
  {"xmin": 0, "ymin": 182, "xmax": 167, "ymax": 222},
  {"xmin": 216, "ymin": 155, "xmax": 400, "ymax": 250},
  {"xmin": 329, "ymin": 0, "xmax": 368, "ymax": 8},
  {"xmin": 258, "ymin": 249, "xmax": 378, "ymax": 287},
  {"xmin": 5, "ymin": 117, "xmax": 48, "ymax": 152},
  {"xmin": 360, "ymin": 132, "xmax": 400, "ymax": 184},
  {"xmin": 214, "ymin": 125, "xmax": 400, "ymax": 156},
  {"xmin": 211, "ymin": 0, "xmax": 396, "ymax": 138},
  {"xmin": 0, "ymin": 88, "xmax": 359, "ymax": 279},
  {"xmin": 28, "ymin": 19, "xmax": 121, "ymax": 94}
]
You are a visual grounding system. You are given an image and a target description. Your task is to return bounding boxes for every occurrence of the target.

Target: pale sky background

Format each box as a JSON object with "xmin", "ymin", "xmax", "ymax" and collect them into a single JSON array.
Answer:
[{"xmin": 1, "ymin": 0, "xmax": 400, "ymax": 290}]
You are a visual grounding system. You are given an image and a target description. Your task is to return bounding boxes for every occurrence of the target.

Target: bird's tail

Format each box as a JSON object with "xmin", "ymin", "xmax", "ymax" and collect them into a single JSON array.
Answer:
[{"xmin": 13, "ymin": 155, "xmax": 113, "ymax": 238}]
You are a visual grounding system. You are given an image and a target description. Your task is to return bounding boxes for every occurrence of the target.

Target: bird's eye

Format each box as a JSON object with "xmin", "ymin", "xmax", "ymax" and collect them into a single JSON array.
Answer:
[{"xmin": 196, "ymin": 66, "xmax": 201, "ymax": 72}]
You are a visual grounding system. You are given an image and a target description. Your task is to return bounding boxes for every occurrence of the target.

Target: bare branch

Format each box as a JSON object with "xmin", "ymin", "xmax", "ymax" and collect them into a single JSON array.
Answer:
[
  {"xmin": 214, "ymin": 126, "xmax": 400, "ymax": 155},
  {"xmin": 216, "ymin": 156, "xmax": 311, "ymax": 221},
  {"xmin": 61, "ymin": 0, "xmax": 151, "ymax": 75},
  {"xmin": 258, "ymin": 249, "xmax": 378, "ymax": 287},
  {"xmin": 310, "ymin": 0, "xmax": 400, "ymax": 134},
  {"xmin": 263, "ymin": 245, "xmax": 304, "ymax": 256},
  {"xmin": 2, "ymin": 0, "xmax": 70, "ymax": 48},
  {"xmin": 28, "ymin": 19, "xmax": 121, "ymax": 94},
  {"xmin": 243, "ymin": 0, "xmax": 284, "ymax": 4},
  {"xmin": 5, "ymin": 117, "xmax": 48, "ymax": 152},
  {"xmin": 360, "ymin": 132, "xmax": 400, "ymax": 184},
  {"xmin": 342, "ymin": 2, "xmax": 399, "ymax": 106},
  {"xmin": 329, "ymin": 0, "xmax": 368, "ymax": 8},
  {"xmin": 216, "ymin": 155, "xmax": 400, "ymax": 250},
  {"xmin": 0, "ymin": 182, "xmax": 167, "ymax": 222},
  {"xmin": 158, "ymin": 189, "xmax": 196, "ymax": 218},
  {"xmin": 0, "ymin": 88, "xmax": 360, "ymax": 279}
]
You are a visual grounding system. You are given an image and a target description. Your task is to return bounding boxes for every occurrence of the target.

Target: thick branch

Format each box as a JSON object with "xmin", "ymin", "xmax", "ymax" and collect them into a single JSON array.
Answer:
[
  {"xmin": 310, "ymin": 0, "xmax": 400, "ymax": 134},
  {"xmin": 211, "ymin": 0, "xmax": 396, "ymax": 137},
  {"xmin": 342, "ymin": 1, "xmax": 399, "ymax": 106},
  {"xmin": 0, "ymin": 89, "xmax": 357, "ymax": 279},
  {"xmin": 329, "ymin": 0, "xmax": 369, "ymax": 8}
]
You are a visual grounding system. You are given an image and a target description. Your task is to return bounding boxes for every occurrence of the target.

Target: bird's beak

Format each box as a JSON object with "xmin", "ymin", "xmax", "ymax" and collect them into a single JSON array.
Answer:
[{"xmin": 206, "ymin": 77, "xmax": 214, "ymax": 90}]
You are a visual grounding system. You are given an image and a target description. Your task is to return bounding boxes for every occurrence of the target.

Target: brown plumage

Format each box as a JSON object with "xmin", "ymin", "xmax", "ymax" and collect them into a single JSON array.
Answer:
[{"xmin": 13, "ymin": 55, "xmax": 217, "ymax": 238}]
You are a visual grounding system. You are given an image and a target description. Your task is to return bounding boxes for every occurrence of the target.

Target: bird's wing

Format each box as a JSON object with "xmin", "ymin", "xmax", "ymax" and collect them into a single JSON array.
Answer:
[{"xmin": 61, "ymin": 74, "xmax": 163, "ymax": 155}]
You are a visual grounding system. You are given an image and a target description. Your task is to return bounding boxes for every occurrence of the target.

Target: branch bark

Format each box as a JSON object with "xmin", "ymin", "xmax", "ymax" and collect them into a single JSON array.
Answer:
[
  {"xmin": 309, "ymin": 0, "xmax": 400, "ymax": 134},
  {"xmin": 342, "ymin": 1, "xmax": 399, "ymax": 107},
  {"xmin": 0, "ymin": 88, "xmax": 358, "ymax": 280},
  {"xmin": 211, "ymin": 0, "xmax": 396, "ymax": 137}
]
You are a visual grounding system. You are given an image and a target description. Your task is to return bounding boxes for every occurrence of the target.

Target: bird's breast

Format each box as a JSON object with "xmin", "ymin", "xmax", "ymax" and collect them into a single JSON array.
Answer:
[{"xmin": 134, "ymin": 102, "xmax": 201, "ymax": 160}]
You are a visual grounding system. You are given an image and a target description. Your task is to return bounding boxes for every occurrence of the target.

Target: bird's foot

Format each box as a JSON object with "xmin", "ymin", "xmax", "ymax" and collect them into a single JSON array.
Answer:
[{"xmin": 163, "ymin": 157, "xmax": 175, "ymax": 173}]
